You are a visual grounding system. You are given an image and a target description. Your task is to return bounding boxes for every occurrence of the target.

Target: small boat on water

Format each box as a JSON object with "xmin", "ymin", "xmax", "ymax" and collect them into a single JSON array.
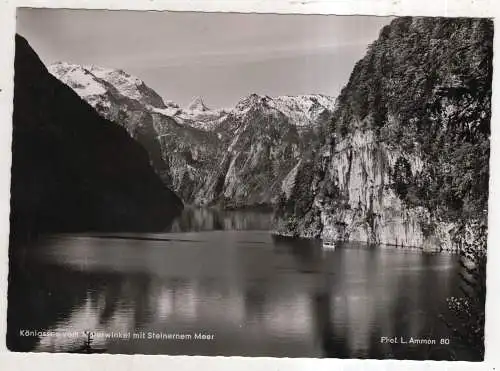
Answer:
[{"xmin": 322, "ymin": 240, "xmax": 336, "ymax": 249}]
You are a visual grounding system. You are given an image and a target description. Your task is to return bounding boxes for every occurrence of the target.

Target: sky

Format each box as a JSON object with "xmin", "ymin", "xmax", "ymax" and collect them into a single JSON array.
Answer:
[{"xmin": 17, "ymin": 8, "xmax": 392, "ymax": 109}]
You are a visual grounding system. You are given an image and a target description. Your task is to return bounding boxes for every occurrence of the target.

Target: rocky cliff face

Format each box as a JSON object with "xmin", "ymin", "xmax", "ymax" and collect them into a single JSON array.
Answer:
[
  {"xmin": 161, "ymin": 93, "xmax": 334, "ymax": 208},
  {"xmin": 49, "ymin": 64, "xmax": 336, "ymax": 207},
  {"xmin": 274, "ymin": 17, "xmax": 492, "ymax": 250},
  {"xmin": 10, "ymin": 35, "xmax": 183, "ymax": 243},
  {"xmin": 151, "ymin": 112, "xmax": 223, "ymax": 204},
  {"xmin": 197, "ymin": 94, "xmax": 332, "ymax": 208}
]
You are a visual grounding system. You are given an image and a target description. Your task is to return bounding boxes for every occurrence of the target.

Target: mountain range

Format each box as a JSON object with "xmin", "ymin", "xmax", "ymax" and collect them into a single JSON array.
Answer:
[{"xmin": 49, "ymin": 62, "xmax": 336, "ymax": 207}]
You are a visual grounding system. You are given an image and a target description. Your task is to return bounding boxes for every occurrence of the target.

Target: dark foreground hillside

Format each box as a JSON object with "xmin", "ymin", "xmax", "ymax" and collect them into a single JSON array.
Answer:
[{"xmin": 9, "ymin": 35, "xmax": 183, "ymax": 244}]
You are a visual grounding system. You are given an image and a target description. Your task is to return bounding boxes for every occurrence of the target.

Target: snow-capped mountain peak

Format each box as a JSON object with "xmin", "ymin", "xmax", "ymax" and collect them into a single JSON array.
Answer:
[
  {"xmin": 49, "ymin": 62, "xmax": 107, "ymax": 98},
  {"xmin": 49, "ymin": 62, "xmax": 166, "ymax": 109},
  {"xmin": 234, "ymin": 93, "xmax": 336, "ymax": 127},
  {"xmin": 187, "ymin": 96, "xmax": 210, "ymax": 112}
]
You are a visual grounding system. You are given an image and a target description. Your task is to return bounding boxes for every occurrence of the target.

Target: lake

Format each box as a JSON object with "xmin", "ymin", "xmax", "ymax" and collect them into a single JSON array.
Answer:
[{"xmin": 7, "ymin": 208, "xmax": 475, "ymax": 360}]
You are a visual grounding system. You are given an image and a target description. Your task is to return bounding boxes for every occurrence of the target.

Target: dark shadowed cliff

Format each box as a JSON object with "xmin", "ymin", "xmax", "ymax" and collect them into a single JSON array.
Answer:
[
  {"xmin": 9, "ymin": 35, "xmax": 183, "ymax": 243},
  {"xmin": 274, "ymin": 17, "xmax": 492, "ymax": 249}
]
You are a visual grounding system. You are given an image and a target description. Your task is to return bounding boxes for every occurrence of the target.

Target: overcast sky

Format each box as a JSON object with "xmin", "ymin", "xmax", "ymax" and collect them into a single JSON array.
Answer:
[{"xmin": 17, "ymin": 8, "xmax": 392, "ymax": 108}]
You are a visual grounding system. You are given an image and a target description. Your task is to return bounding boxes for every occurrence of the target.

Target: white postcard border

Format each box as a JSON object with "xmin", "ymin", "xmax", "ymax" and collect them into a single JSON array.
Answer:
[{"xmin": 0, "ymin": 1, "xmax": 498, "ymax": 370}]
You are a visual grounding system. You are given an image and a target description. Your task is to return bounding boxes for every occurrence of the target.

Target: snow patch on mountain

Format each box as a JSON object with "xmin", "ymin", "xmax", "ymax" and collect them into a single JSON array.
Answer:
[
  {"xmin": 282, "ymin": 160, "xmax": 302, "ymax": 198},
  {"xmin": 49, "ymin": 62, "xmax": 107, "ymax": 98}
]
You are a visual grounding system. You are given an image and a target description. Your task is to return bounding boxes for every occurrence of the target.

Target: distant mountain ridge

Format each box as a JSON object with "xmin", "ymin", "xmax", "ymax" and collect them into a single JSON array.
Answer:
[
  {"xmin": 49, "ymin": 62, "xmax": 336, "ymax": 207},
  {"xmin": 49, "ymin": 62, "xmax": 336, "ymax": 133}
]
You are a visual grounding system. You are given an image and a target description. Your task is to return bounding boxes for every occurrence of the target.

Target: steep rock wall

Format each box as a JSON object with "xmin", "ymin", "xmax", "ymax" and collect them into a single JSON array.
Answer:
[
  {"xmin": 320, "ymin": 130, "xmax": 454, "ymax": 248},
  {"xmin": 273, "ymin": 17, "xmax": 492, "ymax": 250}
]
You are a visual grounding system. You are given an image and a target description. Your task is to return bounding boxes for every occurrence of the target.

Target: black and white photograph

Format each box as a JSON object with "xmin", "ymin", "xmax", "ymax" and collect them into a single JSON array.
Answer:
[{"xmin": 6, "ymin": 8, "xmax": 492, "ymax": 361}]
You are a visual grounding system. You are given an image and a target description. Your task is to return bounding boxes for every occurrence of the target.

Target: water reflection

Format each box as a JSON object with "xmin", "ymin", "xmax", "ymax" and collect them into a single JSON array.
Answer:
[
  {"xmin": 169, "ymin": 207, "xmax": 273, "ymax": 232},
  {"xmin": 7, "ymin": 210, "xmax": 474, "ymax": 359}
]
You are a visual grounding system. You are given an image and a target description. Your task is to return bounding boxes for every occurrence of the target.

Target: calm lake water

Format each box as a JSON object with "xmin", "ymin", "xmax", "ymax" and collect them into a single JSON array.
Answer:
[{"xmin": 7, "ymin": 208, "xmax": 475, "ymax": 360}]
